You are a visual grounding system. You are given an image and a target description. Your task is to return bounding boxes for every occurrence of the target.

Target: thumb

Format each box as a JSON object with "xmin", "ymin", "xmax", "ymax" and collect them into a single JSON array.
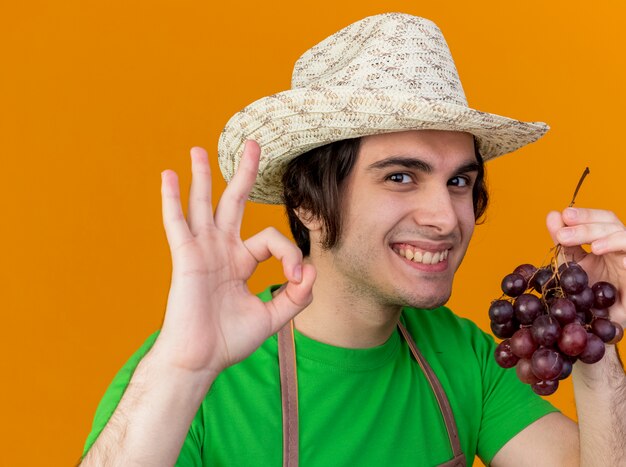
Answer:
[
  {"xmin": 266, "ymin": 264, "xmax": 317, "ymax": 332},
  {"xmin": 546, "ymin": 210, "xmax": 564, "ymax": 245}
]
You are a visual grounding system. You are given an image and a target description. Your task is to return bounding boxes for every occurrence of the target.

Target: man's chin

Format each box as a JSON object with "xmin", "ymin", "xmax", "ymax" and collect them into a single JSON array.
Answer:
[{"xmin": 404, "ymin": 291, "xmax": 451, "ymax": 310}]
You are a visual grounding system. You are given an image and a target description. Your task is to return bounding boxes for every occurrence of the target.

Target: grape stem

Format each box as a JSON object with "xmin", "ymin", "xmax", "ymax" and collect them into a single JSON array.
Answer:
[
  {"xmin": 569, "ymin": 167, "xmax": 590, "ymax": 207},
  {"xmin": 549, "ymin": 167, "xmax": 590, "ymax": 289}
]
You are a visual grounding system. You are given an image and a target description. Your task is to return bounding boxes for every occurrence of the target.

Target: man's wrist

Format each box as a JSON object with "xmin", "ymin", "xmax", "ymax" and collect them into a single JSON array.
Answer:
[
  {"xmin": 573, "ymin": 345, "xmax": 625, "ymax": 390},
  {"xmin": 143, "ymin": 342, "xmax": 221, "ymax": 396}
]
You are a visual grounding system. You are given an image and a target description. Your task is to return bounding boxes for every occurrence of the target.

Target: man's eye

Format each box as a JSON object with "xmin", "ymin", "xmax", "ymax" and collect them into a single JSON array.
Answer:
[
  {"xmin": 388, "ymin": 173, "xmax": 412, "ymax": 183},
  {"xmin": 449, "ymin": 176, "xmax": 470, "ymax": 187}
]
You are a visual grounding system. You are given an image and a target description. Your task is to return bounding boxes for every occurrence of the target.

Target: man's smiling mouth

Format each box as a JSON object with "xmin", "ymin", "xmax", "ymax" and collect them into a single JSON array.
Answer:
[{"xmin": 391, "ymin": 244, "xmax": 450, "ymax": 265}]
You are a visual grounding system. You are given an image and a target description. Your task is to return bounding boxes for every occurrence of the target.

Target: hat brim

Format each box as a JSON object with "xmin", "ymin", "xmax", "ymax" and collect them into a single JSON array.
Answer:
[{"xmin": 218, "ymin": 86, "xmax": 549, "ymax": 204}]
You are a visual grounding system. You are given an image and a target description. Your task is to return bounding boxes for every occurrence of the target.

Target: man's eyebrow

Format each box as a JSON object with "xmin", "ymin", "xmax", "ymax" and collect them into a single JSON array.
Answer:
[
  {"xmin": 366, "ymin": 157, "xmax": 480, "ymax": 174},
  {"xmin": 366, "ymin": 157, "xmax": 433, "ymax": 173},
  {"xmin": 456, "ymin": 161, "xmax": 481, "ymax": 174}
]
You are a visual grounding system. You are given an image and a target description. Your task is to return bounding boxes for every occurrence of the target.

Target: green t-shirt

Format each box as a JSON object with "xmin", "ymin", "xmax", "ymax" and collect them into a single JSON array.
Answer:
[{"xmin": 84, "ymin": 287, "xmax": 558, "ymax": 465}]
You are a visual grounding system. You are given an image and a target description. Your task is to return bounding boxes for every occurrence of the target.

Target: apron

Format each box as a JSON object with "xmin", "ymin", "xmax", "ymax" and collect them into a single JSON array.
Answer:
[{"xmin": 277, "ymin": 320, "xmax": 466, "ymax": 467}]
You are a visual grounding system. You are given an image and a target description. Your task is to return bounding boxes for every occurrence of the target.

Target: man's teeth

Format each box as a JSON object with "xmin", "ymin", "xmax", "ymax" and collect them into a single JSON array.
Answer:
[{"xmin": 396, "ymin": 247, "xmax": 448, "ymax": 264}]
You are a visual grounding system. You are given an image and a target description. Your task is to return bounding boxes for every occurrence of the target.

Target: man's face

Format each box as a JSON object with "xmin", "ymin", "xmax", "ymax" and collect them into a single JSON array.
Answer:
[{"xmin": 326, "ymin": 130, "xmax": 478, "ymax": 310}]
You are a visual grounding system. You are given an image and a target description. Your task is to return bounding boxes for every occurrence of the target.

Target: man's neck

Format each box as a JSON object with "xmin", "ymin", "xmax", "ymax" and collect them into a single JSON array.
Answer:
[{"xmin": 293, "ymin": 258, "xmax": 403, "ymax": 349}]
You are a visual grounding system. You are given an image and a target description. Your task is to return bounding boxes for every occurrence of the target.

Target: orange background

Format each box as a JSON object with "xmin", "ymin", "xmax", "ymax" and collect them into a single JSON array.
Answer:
[{"xmin": 2, "ymin": 1, "xmax": 625, "ymax": 465}]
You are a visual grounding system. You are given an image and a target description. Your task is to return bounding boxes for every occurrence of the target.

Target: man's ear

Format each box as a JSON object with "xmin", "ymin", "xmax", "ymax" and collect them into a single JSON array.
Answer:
[{"xmin": 294, "ymin": 208, "xmax": 322, "ymax": 231}]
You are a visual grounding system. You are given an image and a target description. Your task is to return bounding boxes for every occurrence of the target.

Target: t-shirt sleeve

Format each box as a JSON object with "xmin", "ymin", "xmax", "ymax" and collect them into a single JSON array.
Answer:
[
  {"xmin": 82, "ymin": 332, "xmax": 203, "ymax": 466},
  {"xmin": 469, "ymin": 320, "xmax": 560, "ymax": 464}
]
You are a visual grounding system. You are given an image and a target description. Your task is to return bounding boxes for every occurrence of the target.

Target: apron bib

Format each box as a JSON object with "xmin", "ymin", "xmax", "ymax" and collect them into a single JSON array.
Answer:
[{"xmin": 277, "ymin": 321, "xmax": 466, "ymax": 467}]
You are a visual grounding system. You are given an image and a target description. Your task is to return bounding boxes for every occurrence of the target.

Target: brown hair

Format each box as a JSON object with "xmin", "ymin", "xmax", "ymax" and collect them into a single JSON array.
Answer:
[{"xmin": 282, "ymin": 137, "xmax": 488, "ymax": 256}]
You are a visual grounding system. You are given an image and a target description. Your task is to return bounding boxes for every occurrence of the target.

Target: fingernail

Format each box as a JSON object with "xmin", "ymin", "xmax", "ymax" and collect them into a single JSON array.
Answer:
[
  {"xmin": 564, "ymin": 208, "xmax": 578, "ymax": 219},
  {"xmin": 294, "ymin": 265, "xmax": 302, "ymax": 283}
]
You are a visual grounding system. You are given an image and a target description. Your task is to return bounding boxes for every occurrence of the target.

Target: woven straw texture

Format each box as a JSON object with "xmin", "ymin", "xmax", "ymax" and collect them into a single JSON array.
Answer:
[{"xmin": 218, "ymin": 13, "xmax": 549, "ymax": 204}]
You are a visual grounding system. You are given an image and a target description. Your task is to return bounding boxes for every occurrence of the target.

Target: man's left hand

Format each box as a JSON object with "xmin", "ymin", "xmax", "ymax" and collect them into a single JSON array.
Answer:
[{"xmin": 547, "ymin": 207, "xmax": 626, "ymax": 327}]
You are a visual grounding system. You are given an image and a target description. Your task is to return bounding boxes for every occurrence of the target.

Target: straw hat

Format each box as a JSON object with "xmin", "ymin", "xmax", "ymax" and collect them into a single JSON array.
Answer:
[{"xmin": 218, "ymin": 12, "xmax": 549, "ymax": 204}]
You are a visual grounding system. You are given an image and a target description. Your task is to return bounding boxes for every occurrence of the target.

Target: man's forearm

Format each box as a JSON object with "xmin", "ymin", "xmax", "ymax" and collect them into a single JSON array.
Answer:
[
  {"xmin": 573, "ymin": 345, "xmax": 626, "ymax": 467},
  {"xmin": 81, "ymin": 346, "xmax": 216, "ymax": 466}
]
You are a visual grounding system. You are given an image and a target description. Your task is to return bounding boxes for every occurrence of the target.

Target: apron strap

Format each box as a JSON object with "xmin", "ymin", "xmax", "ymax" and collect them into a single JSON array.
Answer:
[
  {"xmin": 278, "ymin": 320, "xmax": 299, "ymax": 467},
  {"xmin": 397, "ymin": 321, "xmax": 466, "ymax": 467},
  {"xmin": 277, "ymin": 320, "xmax": 466, "ymax": 467}
]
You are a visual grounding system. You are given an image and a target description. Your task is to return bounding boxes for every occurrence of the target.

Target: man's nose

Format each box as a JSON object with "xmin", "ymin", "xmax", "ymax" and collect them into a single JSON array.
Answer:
[{"xmin": 411, "ymin": 187, "xmax": 458, "ymax": 235}]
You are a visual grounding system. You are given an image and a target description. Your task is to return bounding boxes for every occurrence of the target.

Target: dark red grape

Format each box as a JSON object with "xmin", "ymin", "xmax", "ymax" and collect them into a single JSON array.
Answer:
[
  {"xmin": 516, "ymin": 358, "xmax": 540, "ymax": 384},
  {"xmin": 544, "ymin": 288, "xmax": 559, "ymax": 301},
  {"xmin": 567, "ymin": 287, "xmax": 595, "ymax": 313},
  {"xmin": 545, "ymin": 295, "xmax": 558, "ymax": 309},
  {"xmin": 531, "ymin": 348, "xmax": 564, "ymax": 381},
  {"xmin": 490, "ymin": 320, "xmax": 517, "ymax": 339},
  {"xmin": 592, "ymin": 308, "xmax": 610, "ymax": 319},
  {"xmin": 608, "ymin": 322, "xmax": 624, "ymax": 345},
  {"xmin": 591, "ymin": 318, "xmax": 617, "ymax": 343},
  {"xmin": 558, "ymin": 358, "xmax": 573, "ymax": 380},
  {"xmin": 514, "ymin": 264, "xmax": 538, "ymax": 283},
  {"xmin": 576, "ymin": 309, "xmax": 594, "ymax": 325},
  {"xmin": 501, "ymin": 273, "xmax": 527, "ymax": 297},
  {"xmin": 560, "ymin": 267, "xmax": 588, "ymax": 295},
  {"xmin": 489, "ymin": 300, "xmax": 515, "ymax": 325},
  {"xmin": 531, "ymin": 267, "xmax": 556, "ymax": 293},
  {"xmin": 510, "ymin": 328, "xmax": 538, "ymax": 359},
  {"xmin": 531, "ymin": 315, "xmax": 561, "ymax": 346},
  {"xmin": 514, "ymin": 294, "xmax": 544, "ymax": 325},
  {"xmin": 558, "ymin": 262, "xmax": 582, "ymax": 274},
  {"xmin": 494, "ymin": 339, "xmax": 520, "ymax": 368},
  {"xmin": 532, "ymin": 379, "xmax": 559, "ymax": 396},
  {"xmin": 549, "ymin": 298, "xmax": 577, "ymax": 326},
  {"xmin": 578, "ymin": 333, "xmax": 606, "ymax": 364},
  {"xmin": 592, "ymin": 281, "xmax": 617, "ymax": 309},
  {"xmin": 557, "ymin": 322, "xmax": 588, "ymax": 356}
]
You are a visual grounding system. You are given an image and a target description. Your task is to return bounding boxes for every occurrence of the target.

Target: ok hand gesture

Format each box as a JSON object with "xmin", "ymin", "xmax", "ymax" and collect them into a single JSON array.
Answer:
[{"xmin": 154, "ymin": 141, "xmax": 316, "ymax": 381}]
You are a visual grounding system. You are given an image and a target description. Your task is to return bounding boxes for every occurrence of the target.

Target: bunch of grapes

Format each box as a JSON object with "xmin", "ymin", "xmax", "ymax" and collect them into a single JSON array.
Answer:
[
  {"xmin": 490, "ymin": 168, "xmax": 622, "ymax": 396},
  {"xmin": 491, "ymin": 260, "xmax": 622, "ymax": 395}
]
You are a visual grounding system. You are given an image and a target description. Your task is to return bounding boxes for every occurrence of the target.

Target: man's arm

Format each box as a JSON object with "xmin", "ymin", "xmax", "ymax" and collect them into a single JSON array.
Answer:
[
  {"xmin": 81, "ymin": 348, "xmax": 217, "ymax": 466},
  {"xmin": 573, "ymin": 345, "xmax": 626, "ymax": 466},
  {"xmin": 81, "ymin": 142, "xmax": 315, "ymax": 465},
  {"xmin": 491, "ymin": 346, "xmax": 626, "ymax": 467},
  {"xmin": 552, "ymin": 207, "xmax": 626, "ymax": 466},
  {"xmin": 490, "ymin": 412, "xmax": 579, "ymax": 466}
]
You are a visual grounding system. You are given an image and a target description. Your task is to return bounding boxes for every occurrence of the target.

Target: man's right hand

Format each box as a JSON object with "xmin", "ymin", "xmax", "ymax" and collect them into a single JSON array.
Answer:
[
  {"xmin": 153, "ymin": 140, "xmax": 316, "ymax": 384},
  {"xmin": 81, "ymin": 142, "xmax": 315, "ymax": 466}
]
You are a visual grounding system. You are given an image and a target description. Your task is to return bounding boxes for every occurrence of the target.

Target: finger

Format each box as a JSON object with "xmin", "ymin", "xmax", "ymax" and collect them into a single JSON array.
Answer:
[
  {"xmin": 556, "ymin": 222, "xmax": 623, "ymax": 247},
  {"xmin": 214, "ymin": 140, "xmax": 261, "ymax": 234},
  {"xmin": 562, "ymin": 207, "xmax": 623, "ymax": 227},
  {"xmin": 161, "ymin": 170, "xmax": 194, "ymax": 249},
  {"xmin": 546, "ymin": 210, "xmax": 587, "ymax": 262},
  {"xmin": 591, "ymin": 229, "xmax": 626, "ymax": 258},
  {"xmin": 266, "ymin": 263, "xmax": 316, "ymax": 331},
  {"xmin": 187, "ymin": 147, "xmax": 214, "ymax": 234},
  {"xmin": 244, "ymin": 227, "xmax": 304, "ymax": 283}
]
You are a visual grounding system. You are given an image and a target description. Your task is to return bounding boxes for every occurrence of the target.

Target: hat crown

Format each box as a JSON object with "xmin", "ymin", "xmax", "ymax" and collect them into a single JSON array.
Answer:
[
  {"xmin": 291, "ymin": 13, "xmax": 468, "ymax": 107},
  {"xmin": 218, "ymin": 13, "xmax": 548, "ymax": 204}
]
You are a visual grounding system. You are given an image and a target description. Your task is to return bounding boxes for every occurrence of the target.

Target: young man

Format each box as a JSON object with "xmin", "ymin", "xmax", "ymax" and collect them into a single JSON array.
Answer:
[{"xmin": 82, "ymin": 13, "xmax": 626, "ymax": 466}]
